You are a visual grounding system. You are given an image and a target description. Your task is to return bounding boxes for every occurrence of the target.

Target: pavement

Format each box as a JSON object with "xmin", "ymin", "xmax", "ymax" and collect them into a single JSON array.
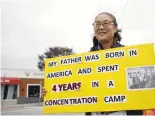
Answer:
[
  {"xmin": 1, "ymin": 106, "xmax": 85, "ymax": 115},
  {"xmin": 1, "ymin": 102, "xmax": 85, "ymax": 115},
  {"xmin": 1, "ymin": 105, "xmax": 43, "ymax": 115},
  {"xmin": 1, "ymin": 102, "xmax": 43, "ymax": 109}
]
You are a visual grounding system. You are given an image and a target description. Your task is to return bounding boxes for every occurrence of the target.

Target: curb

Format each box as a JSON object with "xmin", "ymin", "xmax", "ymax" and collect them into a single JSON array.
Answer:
[
  {"xmin": 1, "ymin": 104, "xmax": 43, "ymax": 110},
  {"xmin": 1, "ymin": 106, "xmax": 24, "ymax": 110}
]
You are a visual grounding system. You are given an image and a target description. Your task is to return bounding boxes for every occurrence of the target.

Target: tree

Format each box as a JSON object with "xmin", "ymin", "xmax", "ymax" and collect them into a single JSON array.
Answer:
[{"xmin": 37, "ymin": 47, "xmax": 74, "ymax": 71}]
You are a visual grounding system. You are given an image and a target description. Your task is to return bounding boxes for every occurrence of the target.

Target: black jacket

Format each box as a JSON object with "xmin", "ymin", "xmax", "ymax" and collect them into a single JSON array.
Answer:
[{"xmin": 85, "ymin": 39, "xmax": 143, "ymax": 115}]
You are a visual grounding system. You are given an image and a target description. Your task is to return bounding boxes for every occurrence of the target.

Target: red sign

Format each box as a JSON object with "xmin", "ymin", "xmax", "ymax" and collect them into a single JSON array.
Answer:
[{"xmin": 0, "ymin": 77, "xmax": 20, "ymax": 84}]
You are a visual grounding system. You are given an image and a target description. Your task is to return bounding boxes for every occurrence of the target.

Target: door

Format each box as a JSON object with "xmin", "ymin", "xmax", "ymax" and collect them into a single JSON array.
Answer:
[{"xmin": 28, "ymin": 85, "xmax": 40, "ymax": 97}]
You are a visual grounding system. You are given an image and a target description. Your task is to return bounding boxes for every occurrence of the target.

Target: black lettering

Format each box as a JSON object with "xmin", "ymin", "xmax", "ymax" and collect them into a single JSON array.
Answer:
[
  {"xmin": 81, "ymin": 98, "xmax": 86, "ymax": 104},
  {"xmin": 120, "ymin": 51, "xmax": 125, "ymax": 57},
  {"xmin": 78, "ymin": 57, "xmax": 82, "ymax": 63},
  {"xmin": 85, "ymin": 56, "xmax": 91, "ymax": 61},
  {"xmin": 105, "ymin": 53, "xmax": 109, "ymax": 58},
  {"xmin": 96, "ymin": 54, "xmax": 99, "ymax": 59},
  {"xmin": 61, "ymin": 99, "xmax": 64, "ymax": 105},
  {"xmin": 73, "ymin": 99, "xmax": 77, "ymax": 104},
  {"xmin": 53, "ymin": 100, "xmax": 58, "ymax": 105},
  {"xmin": 61, "ymin": 59, "xmax": 63, "ymax": 64},
  {"xmin": 92, "ymin": 81, "xmax": 99, "ymax": 88},
  {"xmin": 109, "ymin": 97, "xmax": 113, "ymax": 102},
  {"xmin": 108, "ymin": 81, "xmax": 114, "ymax": 87},
  {"xmin": 92, "ymin": 55, "xmax": 96, "ymax": 60},
  {"xmin": 114, "ymin": 96, "xmax": 120, "ymax": 102},
  {"xmin": 106, "ymin": 66, "xmax": 110, "ymax": 71},
  {"xmin": 104, "ymin": 95, "xmax": 126, "ymax": 103},
  {"xmin": 64, "ymin": 59, "xmax": 67, "ymax": 64},
  {"xmin": 61, "ymin": 57, "xmax": 82, "ymax": 65},
  {"xmin": 92, "ymin": 97, "xmax": 97, "ymax": 103},
  {"xmin": 49, "ymin": 100, "xmax": 52, "ymax": 105},
  {"xmin": 97, "ymin": 65, "xmax": 119, "ymax": 72},
  {"xmin": 115, "ymin": 52, "xmax": 119, "ymax": 57},
  {"xmin": 97, "ymin": 67, "xmax": 102, "ymax": 72},
  {"xmin": 46, "ymin": 97, "xmax": 98, "ymax": 106},
  {"xmin": 70, "ymin": 99, "xmax": 74, "ymax": 104},
  {"xmin": 58, "ymin": 99, "xmax": 61, "ymax": 105},
  {"xmin": 115, "ymin": 65, "xmax": 118, "ymax": 71},
  {"xmin": 47, "ymin": 70, "xmax": 72, "ymax": 78},
  {"xmin": 45, "ymin": 100, "xmax": 48, "ymax": 106},
  {"xmin": 51, "ymin": 73, "xmax": 56, "ymax": 78},
  {"xmin": 77, "ymin": 98, "xmax": 82, "ymax": 104},
  {"xmin": 47, "ymin": 73, "xmax": 51, "ymax": 78},
  {"xmin": 105, "ymin": 51, "xmax": 125, "ymax": 58},
  {"xmin": 78, "ymin": 68, "xmax": 92, "ymax": 75},
  {"xmin": 78, "ymin": 69, "xmax": 82, "ymax": 75},
  {"xmin": 69, "ymin": 70, "xmax": 72, "ymax": 76},
  {"xmin": 85, "ymin": 54, "xmax": 99, "ymax": 62},
  {"xmin": 121, "ymin": 96, "xmax": 125, "ymax": 101},
  {"xmin": 64, "ymin": 99, "xmax": 69, "ymax": 105},
  {"xmin": 104, "ymin": 97, "xmax": 108, "ymax": 102},
  {"xmin": 88, "ymin": 97, "xmax": 92, "ymax": 103},
  {"xmin": 48, "ymin": 61, "xmax": 57, "ymax": 67},
  {"xmin": 129, "ymin": 49, "xmax": 137, "ymax": 56}
]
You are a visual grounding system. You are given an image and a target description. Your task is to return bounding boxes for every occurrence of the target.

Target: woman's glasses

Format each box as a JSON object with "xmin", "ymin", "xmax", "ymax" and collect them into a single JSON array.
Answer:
[{"xmin": 92, "ymin": 20, "xmax": 114, "ymax": 28}]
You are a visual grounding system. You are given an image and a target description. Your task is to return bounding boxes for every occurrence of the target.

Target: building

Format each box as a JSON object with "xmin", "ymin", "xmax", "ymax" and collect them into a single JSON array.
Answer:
[{"xmin": 0, "ymin": 69, "xmax": 44, "ymax": 103}]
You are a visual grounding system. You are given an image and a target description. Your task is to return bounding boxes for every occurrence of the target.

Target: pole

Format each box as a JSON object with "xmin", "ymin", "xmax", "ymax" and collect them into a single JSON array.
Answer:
[
  {"xmin": 2, "ymin": 74, "xmax": 6, "ymax": 108},
  {"xmin": 39, "ymin": 81, "xmax": 42, "ymax": 105}
]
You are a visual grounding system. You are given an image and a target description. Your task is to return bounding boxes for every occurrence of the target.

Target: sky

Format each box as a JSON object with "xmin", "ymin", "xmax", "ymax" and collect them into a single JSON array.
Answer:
[{"xmin": 1, "ymin": 0, "xmax": 155, "ymax": 70}]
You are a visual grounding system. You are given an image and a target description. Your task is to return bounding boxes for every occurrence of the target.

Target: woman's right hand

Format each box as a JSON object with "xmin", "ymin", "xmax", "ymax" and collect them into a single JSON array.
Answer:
[{"xmin": 42, "ymin": 87, "xmax": 47, "ymax": 97}]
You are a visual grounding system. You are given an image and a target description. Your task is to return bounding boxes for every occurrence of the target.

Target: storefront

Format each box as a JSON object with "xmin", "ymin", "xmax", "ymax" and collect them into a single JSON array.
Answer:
[
  {"xmin": 1, "ymin": 69, "xmax": 44, "ymax": 103},
  {"xmin": 19, "ymin": 78, "xmax": 43, "ymax": 98},
  {"xmin": 0, "ymin": 77, "xmax": 20, "ymax": 100}
]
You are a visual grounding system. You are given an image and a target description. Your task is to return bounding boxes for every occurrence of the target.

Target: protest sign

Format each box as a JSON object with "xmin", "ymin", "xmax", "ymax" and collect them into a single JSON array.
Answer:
[{"xmin": 43, "ymin": 43, "xmax": 155, "ymax": 114}]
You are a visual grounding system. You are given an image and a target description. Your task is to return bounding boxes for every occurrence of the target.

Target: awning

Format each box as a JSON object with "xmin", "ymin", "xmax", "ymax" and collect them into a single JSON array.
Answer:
[{"xmin": 0, "ymin": 77, "xmax": 20, "ymax": 84}]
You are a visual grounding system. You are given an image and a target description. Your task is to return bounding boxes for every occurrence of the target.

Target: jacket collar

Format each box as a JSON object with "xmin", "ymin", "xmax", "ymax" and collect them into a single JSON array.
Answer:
[{"xmin": 97, "ymin": 39, "xmax": 121, "ymax": 50}]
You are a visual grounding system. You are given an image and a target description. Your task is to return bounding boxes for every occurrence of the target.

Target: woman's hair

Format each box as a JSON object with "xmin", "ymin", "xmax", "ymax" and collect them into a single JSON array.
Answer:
[{"xmin": 93, "ymin": 12, "xmax": 122, "ymax": 47}]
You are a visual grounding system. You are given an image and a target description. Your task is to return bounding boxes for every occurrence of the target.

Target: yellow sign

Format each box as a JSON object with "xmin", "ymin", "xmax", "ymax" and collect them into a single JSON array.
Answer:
[{"xmin": 43, "ymin": 43, "xmax": 155, "ymax": 114}]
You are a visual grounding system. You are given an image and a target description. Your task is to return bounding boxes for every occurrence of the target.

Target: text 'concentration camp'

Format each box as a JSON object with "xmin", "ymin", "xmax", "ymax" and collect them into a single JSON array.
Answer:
[
  {"xmin": 45, "ymin": 96, "xmax": 97, "ymax": 106},
  {"xmin": 104, "ymin": 95, "xmax": 126, "ymax": 104}
]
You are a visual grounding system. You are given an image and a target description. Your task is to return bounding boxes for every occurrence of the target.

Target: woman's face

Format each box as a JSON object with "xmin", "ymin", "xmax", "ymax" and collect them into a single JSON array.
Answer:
[{"xmin": 93, "ymin": 13, "xmax": 117, "ymax": 43}]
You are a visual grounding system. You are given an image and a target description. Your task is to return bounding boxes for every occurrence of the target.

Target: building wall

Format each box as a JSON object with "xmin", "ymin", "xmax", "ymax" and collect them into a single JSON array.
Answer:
[
  {"xmin": 1, "ymin": 69, "xmax": 44, "ymax": 103},
  {"xmin": 1, "ymin": 69, "xmax": 44, "ymax": 79},
  {"xmin": 19, "ymin": 78, "xmax": 44, "ymax": 97}
]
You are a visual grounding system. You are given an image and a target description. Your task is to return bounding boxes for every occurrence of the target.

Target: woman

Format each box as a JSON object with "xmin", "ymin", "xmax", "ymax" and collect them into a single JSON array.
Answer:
[
  {"xmin": 42, "ymin": 12, "xmax": 143, "ymax": 115},
  {"xmin": 86, "ymin": 12, "xmax": 143, "ymax": 116}
]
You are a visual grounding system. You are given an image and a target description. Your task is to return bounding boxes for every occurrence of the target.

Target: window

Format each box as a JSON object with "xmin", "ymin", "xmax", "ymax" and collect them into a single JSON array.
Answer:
[
  {"xmin": 28, "ymin": 85, "xmax": 40, "ymax": 97},
  {"xmin": 1, "ymin": 84, "xmax": 18, "ymax": 100}
]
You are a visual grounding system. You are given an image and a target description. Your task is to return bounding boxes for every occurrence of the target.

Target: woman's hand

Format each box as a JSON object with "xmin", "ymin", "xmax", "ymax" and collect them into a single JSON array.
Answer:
[{"xmin": 42, "ymin": 87, "xmax": 47, "ymax": 97}]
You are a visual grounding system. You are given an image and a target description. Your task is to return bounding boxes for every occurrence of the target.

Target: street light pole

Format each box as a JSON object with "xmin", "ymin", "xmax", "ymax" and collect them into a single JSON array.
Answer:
[
  {"xmin": 2, "ymin": 74, "xmax": 6, "ymax": 108},
  {"xmin": 39, "ymin": 81, "xmax": 42, "ymax": 105}
]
